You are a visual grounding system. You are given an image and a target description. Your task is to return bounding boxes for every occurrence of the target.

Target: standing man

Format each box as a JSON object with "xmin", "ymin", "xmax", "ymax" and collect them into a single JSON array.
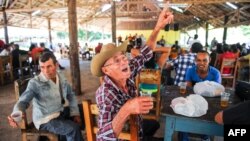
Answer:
[
  {"xmin": 187, "ymin": 34, "xmax": 201, "ymax": 48},
  {"xmin": 8, "ymin": 52, "xmax": 83, "ymax": 141},
  {"xmin": 185, "ymin": 50, "xmax": 221, "ymax": 87},
  {"xmin": 95, "ymin": 43, "xmax": 103, "ymax": 54},
  {"xmin": 210, "ymin": 37, "xmax": 218, "ymax": 49},
  {"xmin": 90, "ymin": 3, "xmax": 173, "ymax": 140},
  {"xmin": 159, "ymin": 35, "xmax": 166, "ymax": 46},
  {"xmin": 166, "ymin": 42, "xmax": 203, "ymax": 86}
]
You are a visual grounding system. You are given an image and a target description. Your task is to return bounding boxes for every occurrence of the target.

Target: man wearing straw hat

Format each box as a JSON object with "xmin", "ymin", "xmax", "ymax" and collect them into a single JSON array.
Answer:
[{"xmin": 90, "ymin": 2, "xmax": 174, "ymax": 141}]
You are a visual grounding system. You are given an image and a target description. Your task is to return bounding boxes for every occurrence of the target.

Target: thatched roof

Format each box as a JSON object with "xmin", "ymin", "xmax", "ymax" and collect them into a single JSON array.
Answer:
[{"xmin": 0, "ymin": 0, "xmax": 249, "ymax": 32}]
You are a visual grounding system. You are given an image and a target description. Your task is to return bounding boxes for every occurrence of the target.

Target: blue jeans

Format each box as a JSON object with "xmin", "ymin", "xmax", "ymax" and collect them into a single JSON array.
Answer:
[{"xmin": 40, "ymin": 111, "xmax": 83, "ymax": 141}]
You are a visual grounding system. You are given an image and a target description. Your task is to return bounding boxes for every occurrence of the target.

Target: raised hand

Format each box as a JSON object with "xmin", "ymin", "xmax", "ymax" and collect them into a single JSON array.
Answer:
[
  {"xmin": 156, "ymin": 1, "xmax": 174, "ymax": 29},
  {"xmin": 124, "ymin": 96, "xmax": 154, "ymax": 115}
]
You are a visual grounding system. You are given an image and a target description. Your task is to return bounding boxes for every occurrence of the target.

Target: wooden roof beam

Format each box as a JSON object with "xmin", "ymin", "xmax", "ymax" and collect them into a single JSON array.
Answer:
[
  {"xmin": 8, "ymin": 0, "xmax": 18, "ymax": 8},
  {"xmin": 3, "ymin": 6, "xmax": 66, "ymax": 13},
  {"xmin": 240, "ymin": 11, "xmax": 250, "ymax": 18},
  {"xmin": 208, "ymin": 5, "xmax": 250, "ymax": 25},
  {"xmin": 3, "ymin": 0, "xmax": 108, "ymax": 13},
  {"xmin": 170, "ymin": 0, "xmax": 250, "ymax": 4},
  {"xmin": 211, "ymin": 20, "xmax": 250, "ymax": 29}
]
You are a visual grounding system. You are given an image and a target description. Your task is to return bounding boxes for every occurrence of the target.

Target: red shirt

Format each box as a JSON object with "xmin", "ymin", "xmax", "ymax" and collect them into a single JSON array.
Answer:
[
  {"xmin": 95, "ymin": 45, "xmax": 102, "ymax": 54},
  {"xmin": 220, "ymin": 51, "xmax": 236, "ymax": 74},
  {"xmin": 30, "ymin": 47, "xmax": 44, "ymax": 61}
]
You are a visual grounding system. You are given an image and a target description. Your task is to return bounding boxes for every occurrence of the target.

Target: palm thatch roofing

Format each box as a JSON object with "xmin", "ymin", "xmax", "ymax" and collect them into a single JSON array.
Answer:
[{"xmin": 0, "ymin": 0, "xmax": 250, "ymax": 32}]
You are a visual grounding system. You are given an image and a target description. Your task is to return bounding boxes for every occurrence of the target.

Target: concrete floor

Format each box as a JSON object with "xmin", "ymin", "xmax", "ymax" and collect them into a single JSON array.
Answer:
[{"xmin": 0, "ymin": 58, "xmax": 223, "ymax": 141}]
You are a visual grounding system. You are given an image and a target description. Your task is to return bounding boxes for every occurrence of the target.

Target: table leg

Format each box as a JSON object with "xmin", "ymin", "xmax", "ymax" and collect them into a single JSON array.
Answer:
[{"xmin": 164, "ymin": 116, "xmax": 175, "ymax": 141}]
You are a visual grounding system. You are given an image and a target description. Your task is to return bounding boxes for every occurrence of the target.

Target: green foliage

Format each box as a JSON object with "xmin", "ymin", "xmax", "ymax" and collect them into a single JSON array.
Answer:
[
  {"xmin": 240, "ymin": 25, "xmax": 250, "ymax": 38},
  {"xmin": 56, "ymin": 28, "xmax": 111, "ymax": 42},
  {"xmin": 78, "ymin": 29, "xmax": 86, "ymax": 40},
  {"xmin": 56, "ymin": 31, "xmax": 68, "ymax": 39}
]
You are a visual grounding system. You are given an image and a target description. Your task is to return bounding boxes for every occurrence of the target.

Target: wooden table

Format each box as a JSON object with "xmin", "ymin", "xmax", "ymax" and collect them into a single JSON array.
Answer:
[{"xmin": 160, "ymin": 86, "xmax": 240, "ymax": 141}]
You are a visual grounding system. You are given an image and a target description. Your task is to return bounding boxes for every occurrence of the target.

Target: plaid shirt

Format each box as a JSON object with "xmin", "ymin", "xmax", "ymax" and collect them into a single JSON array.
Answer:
[
  {"xmin": 96, "ymin": 45, "xmax": 153, "ymax": 141},
  {"xmin": 171, "ymin": 53, "xmax": 196, "ymax": 85}
]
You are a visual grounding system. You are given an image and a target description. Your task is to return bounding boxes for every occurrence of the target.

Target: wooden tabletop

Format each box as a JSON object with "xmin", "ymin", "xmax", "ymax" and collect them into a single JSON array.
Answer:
[{"xmin": 161, "ymin": 86, "xmax": 241, "ymax": 122}]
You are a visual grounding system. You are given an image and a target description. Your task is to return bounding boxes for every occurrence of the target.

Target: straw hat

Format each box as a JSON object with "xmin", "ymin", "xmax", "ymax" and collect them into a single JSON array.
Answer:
[{"xmin": 91, "ymin": 41, "xmax": 128, "ymax": 77}]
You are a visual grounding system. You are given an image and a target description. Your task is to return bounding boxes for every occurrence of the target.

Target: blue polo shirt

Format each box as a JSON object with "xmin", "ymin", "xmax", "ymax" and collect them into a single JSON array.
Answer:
[{"xmin": 185, "ymin": 66, "xmax": 221, "ymax": 86}]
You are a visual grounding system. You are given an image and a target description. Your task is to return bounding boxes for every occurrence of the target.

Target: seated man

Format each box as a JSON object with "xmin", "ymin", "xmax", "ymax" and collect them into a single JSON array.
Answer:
[
  {"xmin": 215, "ymin": 101, "xmax": 250, "ymax": 125},
  {"xmin": 238, "ymin": 54, "xmax": 250, "ymax": 82},
  {"xmin": 0, "ymin": 44, "xmax": 12, "ymax": 56},
  {"xmin": 11, "ymin": 44, "xmax": 29, "ymax": 79},
  {"xmin": 181, "ymin": 50, "xmax": 221, "ymax": 141},
  {"xmin": 8, "ymin": 52, "xmax": 83, "ymax": 141},
  {"xmin": 90, "ymin": 5, "xmax": 173, "ymax": 140},
  {"xmin": 185, "ymin": 50, "xmax": 221, "ymax": 87},
  {"xmin": 81, "ymin": 43, "xmax": 91, "ymax": 60}
]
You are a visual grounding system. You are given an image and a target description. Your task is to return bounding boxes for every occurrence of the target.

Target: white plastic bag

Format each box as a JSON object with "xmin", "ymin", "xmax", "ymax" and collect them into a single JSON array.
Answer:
[
  {"xmin": 193, "ymin": 81, "xmax": 225, "ymax": 97},
  {"xmin": 170, "ymin": 94, "xmax": 208, "ymax": 117}
]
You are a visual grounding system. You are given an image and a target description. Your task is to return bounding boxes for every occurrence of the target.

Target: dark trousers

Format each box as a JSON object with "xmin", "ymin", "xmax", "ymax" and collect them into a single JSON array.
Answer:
[{"xmin": 142, "ymin": 119, "xmax": 160, "ymax": 141}]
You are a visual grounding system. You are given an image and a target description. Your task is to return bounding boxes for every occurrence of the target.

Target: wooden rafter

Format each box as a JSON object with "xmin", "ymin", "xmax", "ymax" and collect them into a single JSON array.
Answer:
[
  {"xmin": 171, "ymin": 0, "xmax": 250, "ymax": 4},
  {"xmin": 0, "ymin": 0, "xmax": 249, "ymax": 31},
  {"xmin": 211, "ymin": 20, "xmax": 250, "ymax": 29},
  {"xmin": 207, "ymin": 5, "xmax": 250, "ymax": 27}
]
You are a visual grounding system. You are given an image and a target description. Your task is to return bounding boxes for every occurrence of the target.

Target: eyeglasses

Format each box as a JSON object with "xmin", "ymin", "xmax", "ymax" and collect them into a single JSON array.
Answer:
[{"xmin": 104, "ymin": 54, "xmax": 128, "ymax": 67}]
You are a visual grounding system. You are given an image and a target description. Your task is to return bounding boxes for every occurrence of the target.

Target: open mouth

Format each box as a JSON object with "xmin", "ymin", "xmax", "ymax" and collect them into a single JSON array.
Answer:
[
  {"xmin": 122, "ymin": 67, "xmax": 128, "ymax": 72},
  {"xmin": 198, "ymin": 65, "xmax": 205, "ymax": 69}
]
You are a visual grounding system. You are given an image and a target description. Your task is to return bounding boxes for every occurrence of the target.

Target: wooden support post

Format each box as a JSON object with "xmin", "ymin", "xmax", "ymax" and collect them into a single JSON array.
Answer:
[
  {"xmin": 223, "ymin": 15, "xmax": 229, "ymax": 44},
  {"xmin": 68, "ymin": 0, "xmax": 81, "ymax": 95},
  {"xmin": 111, "ymin": 1, "xmax": 116, "ymax": 44},
  {"xmin": 3, "ymin": 8, "xmax": 9, "ymax": 44},
  {"xmin": 205, "ymin": 22, "xmax": 209, "ymax": 50},
  {"xmin": 48, "ymin": 18, "xmax": 52, "ymax": 49},
  {"xmin": 195, "ymin": 26, "xmax": 198, "ymax": 34},
  {"xmin": 85, "ymin": 24, "xmax": 88, "ymax": 41}
]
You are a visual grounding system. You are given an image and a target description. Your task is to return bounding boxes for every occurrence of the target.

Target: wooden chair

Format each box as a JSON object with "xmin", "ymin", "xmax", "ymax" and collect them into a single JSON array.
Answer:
[
  {"xmin": 213, "ymin": 54, "xmax": 219, "ymax": 69},
  {"xmin": 136, "ymin": 69, "xmax": 162, "ymax": 120},
  {"xmin": 14, "ymin": 78, "xmax": 58, "ymax": 141},
  {"xmin": 18, "ymin": 54, "xmax": 31, "ymax": 79},
  {"xmin": 0, "ymin": 55, "xmax": 13, "ymax": 85},
  {"xmin": 82, "ymin": 100, "xmax": 138, "ymax": 141},
  {"xmin": 88, "ymin": 48, "xmax": 95, "ymax": 59},
  {"xmin": 220, "ymin": 58, "xmax": 238, "ymax": 88}
]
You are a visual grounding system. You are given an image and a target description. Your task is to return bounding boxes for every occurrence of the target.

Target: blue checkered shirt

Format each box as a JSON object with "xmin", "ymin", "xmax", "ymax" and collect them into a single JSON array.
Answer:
[{"xmin": 171, "ymin": 53, "xmax": 196, "ymax": 85}]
